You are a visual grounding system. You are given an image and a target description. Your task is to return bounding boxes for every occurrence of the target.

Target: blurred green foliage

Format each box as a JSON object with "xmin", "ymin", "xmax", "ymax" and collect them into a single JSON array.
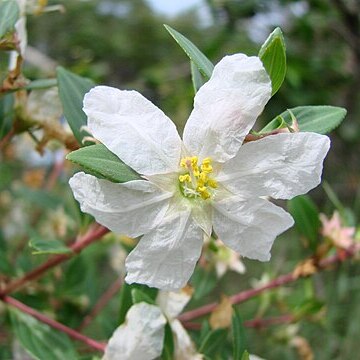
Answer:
[{"xmin": 1, "ymin": 0, "xmax": 360, "ymax": 359}]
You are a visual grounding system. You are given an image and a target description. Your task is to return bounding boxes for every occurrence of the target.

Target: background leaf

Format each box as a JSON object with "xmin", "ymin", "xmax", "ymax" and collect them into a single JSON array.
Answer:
[
  {"xmin": 56, "ymin": 66, "xmax": 95, "ymax": 145},
  {"xmin": 164, "ymin": 24, "xmax": 214, "ymax": 78},
  {"xmin": 262, "ymin": 106, "xmax": 347, "ymax": 134},
  {"xmin": 232, "ymin": 309, "xmax": 247, "ymax": 360},
  {"xmin": 199, "ymin": 327, "xmax": 228, "ymax": 357},
  {"xmin": 161, "ymin": 322, "xmax": 175, "ymax": 360},
  {"xmin": 288, "ymin": 195, "xmax": 320, "ymax": 250},
  {"xmin": 259, "ymin": 27, "xmax": 286, "ymax": 95},
  {"xmin": 29, "ymin": 237, "xmax": 73, "ymax": 255},
  {"xmin": 0, "ymin": 0, "xmax": 19, "ymax": 39},
  {"xmin": 9, "ymin": 308, "xmax": 78, "ymax": 360},
  {"xmin": 66, "ymin": 144, "xmax": 140, "ymax": 183}
]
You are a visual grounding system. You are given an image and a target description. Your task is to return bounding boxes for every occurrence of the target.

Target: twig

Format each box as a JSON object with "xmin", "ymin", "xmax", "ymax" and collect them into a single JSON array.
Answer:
[
  {"xmin": 78, "ymin": 277, "xmax": 123, "ymax": 331},
  {"xmin": 3, "ymin": 296, "xmax": 106, "ymax": 352},
  {"xmin": 0, "ymin": 224, "xmax": 109, "ymax": 296},
  {"xmin": 0, "ymin": 128, "xmax": 15, "ymax": 150},
  {"xmin": 178, "ymin": 245, "xmax": 360, "ymax": 322},
  {"xmin": 182, "ymin": 314, "xmax": 295, "ymax": 330}
]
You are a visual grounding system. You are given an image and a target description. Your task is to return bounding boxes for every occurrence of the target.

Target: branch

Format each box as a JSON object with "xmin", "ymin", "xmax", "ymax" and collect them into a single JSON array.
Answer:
[
  {"xmin": 2, "ymin": 296, "xmax": 106, "ymax": 352},
  {"xmin": 77, "ymin": 277, "xmax": 123, "ymax": 331},
  {"xmin": 178, "ymin": 245, "xmax": 360, "ymax": 322},
  {"xmin": 0, "ymin": 224, "xmax": 109, "ymax": 296},
  {"xmin": 182, "ymin": 314, "xmax": 295, "ymax": 330}
]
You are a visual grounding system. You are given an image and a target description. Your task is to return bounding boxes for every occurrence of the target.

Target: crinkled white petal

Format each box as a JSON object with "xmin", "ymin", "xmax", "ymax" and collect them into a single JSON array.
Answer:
[
  {"xmin": 69, "ymin": 172, "xmax": 172, "ymax": 237},
  {"xmin": 156, "ymin": 289, "xmax": 192, "ymax": 319},
  {"xmin": 125, "ymin": 209, "xmax": 204, "ymax": 291},
  {"xmin": 218, "ymin": 132, "xmax": 330, "ymax": 200},
  {"xmin": 84, "ymin": 86, "xmax": 182, "ymax": 176},
  {"xmin": 213, "ymin": 197, "xmax": 294, "ymax": 261},
  {"xmin": 103, "ymin": 302, "xmax": 166, "ymax": 360},
  {"xmin": 183, "ymin": 54, "xmax": 271, "ymax": 162},
  {"xmin": 171, "ymin": 319, "xmax": 203, "ymax": 360}
]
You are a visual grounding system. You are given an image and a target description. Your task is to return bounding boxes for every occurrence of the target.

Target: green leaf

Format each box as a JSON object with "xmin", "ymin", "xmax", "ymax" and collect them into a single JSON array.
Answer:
[
  {"xmin": 191, "ymin": 267, "xmax": 217, "ymax": 300},
  {"xmin": 259, "ymin": 27, "xmax": 286, "ymax": 95},
  {"xmin": 56, "ymin": 66, "xmax": 95, "ymax": 145},
  {"xmin": 29, "ymin": 237, "xmax": 73, "ymax": 255},
  {"xmin": 262, "ymin": 106, "xmax": 347, "ymax": 134},
  {"xmin": 161, "ymin": 322, "xmax": 175, "ymax": 360},
  {"xmin": 191, "ymin": 60, "xmax": 206, "ymax": 93},
  {"xmin": 9, "ymin": 308, "xmax": 78, "ymax": 360},
  {"xmin": 241, "ymin": 350, "xmax": 250, "ymax": 360},
  {"xmin": 164, "ymin": 24, "xmax": 214, "ymax": 78},
  {"xmin": 288, "ymin": 195, "xmax": 320, "ymax": 250},
  {"xmin": 66, "ymin": 144, "xmax": 140, "ymax": 183},
  {"xmin": 0, "ymin": 0, "xmax": 19, "ymax": 39},
  {"xmin": 199, "ymin": 328, "xmax": 228, "ymax": 357},
  {"xmin": 232, "ymin": 309, "xmax": 247, "ymax": 360},
  {"xmin": 0, "ymin": 93, "xmax": 14, "ymax": 140},
  {"xmin": 119, "ymin": 283, "xmax": 158, "ymax": 325},
  {"xmin": 25, "ymin": 78, "xmax": 58, "ymax": 90},
  {"xmin": 131, "ymin": 288, "xmax": 155, "ymax": 305}
]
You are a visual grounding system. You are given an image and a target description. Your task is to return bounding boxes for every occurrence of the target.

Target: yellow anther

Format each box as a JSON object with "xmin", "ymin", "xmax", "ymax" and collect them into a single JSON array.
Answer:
[
  {"xmin": 207, "ymin": 178, "xmax": 218, "ymax": 189},
  {"xmin": 179, "ymin": 155, "xmax": 216, "ymax": 200},
  {"xmin": 179, "ymin": 174, "xmax": 191, "ymax": 183}
]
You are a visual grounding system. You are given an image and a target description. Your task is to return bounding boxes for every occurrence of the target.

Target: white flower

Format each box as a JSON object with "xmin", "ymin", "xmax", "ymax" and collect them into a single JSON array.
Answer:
[
  {"xmin": 69, "ymin": 53, "xmax": 330, "ymax": 291},
  {"xmin": 103, "ymin": 302, "xmax": 166, "ymax": 360}
]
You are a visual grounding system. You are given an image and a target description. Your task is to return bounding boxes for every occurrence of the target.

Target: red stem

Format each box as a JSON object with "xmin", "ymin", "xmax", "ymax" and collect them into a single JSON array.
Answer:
[
  {"xmin": 0, "ymin": 224, "xmax": 109, "ymax": 296},
  {"xmin": 3, "ymin": 296, "xmax": 106, "ymax": 352},
  {"xmin": 182, "ymin": 314, "xmax": 295, "ymax": 330},
  {"xmin": 78, "ymin": 277, "xmax": 123, "ymax": 331},
  {"xmin": 178, "ymin": 245, "xmax": 360, "ymax": 322},
  {"xmin": 0, "ymin": 128, "xmax": 15, "ymax": 150}
]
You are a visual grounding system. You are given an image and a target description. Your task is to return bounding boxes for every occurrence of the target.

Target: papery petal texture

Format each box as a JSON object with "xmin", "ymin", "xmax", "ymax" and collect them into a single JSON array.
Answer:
[
  {"xmin": 69, "ymin": 172, "xmax": 172, "ymax": 237},
  {"xmin": 183, "ymin": 54, "xmax": 271, "ymax": 162},
  {"xmin": 156, "ymin": 289, "xmax": 192, "ymax": 319},
  {"xmin": 213, "ymin": 197, "xmax": 294, "ymax": 261},
  {"xmin": 84, "ymin": 86, "xmax": 182, "ymax": 175},
  {"xmin": 217, "ymin": 132, "xmax": 330, "ymax": 199},
  {"xmin": 103, "ymin": 302, "xmax": 166, "ymax": 360},
  {"xmin": 125, "ymin": 209, "xmax": 204, "ymax": 290}
]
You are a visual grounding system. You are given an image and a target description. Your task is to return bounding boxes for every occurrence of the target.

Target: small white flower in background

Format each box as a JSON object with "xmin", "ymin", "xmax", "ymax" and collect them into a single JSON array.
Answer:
[
  {"xmin": 103, "ymin": 302, "xmax": 166, "ymax": 360},
  {"xmin": 104, "ymin": 289, "xmax": 202, "ymax": 360},
  {"xmin": 70, "ymin": 53, "xmax": 330, "ymax": 291},
  {"xmin": 320, "ymin": 211, "xmax": 355, "ymax": 249},
  {"xmin": 214, "ymin": 239, "xmax": 246, "ymax": 278}
]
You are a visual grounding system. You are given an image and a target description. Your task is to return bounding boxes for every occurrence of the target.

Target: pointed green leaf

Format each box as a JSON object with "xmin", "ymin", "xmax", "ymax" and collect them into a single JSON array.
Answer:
[
  {"xmin": 232, "ymin": 309, "xmax": 247, "ymax": 360},
  {"xmin": 191, "ymin": 60, "xmax": 206, "ymax": 93},
  {"xmin": 259, "ymin": 27, "xmax": 286, "ymax": 95},
  {"xmin": 29, "ymin": 237, "xmax": 73, "ymax": 255},
  {"xmin": 56, "ymin": 66, "xmax": 95, "ymax": 145},
  {"xmin": 131, "ymin": 288, "xmax": 155, "ymax": 305},
  {"xmin": 241, "ymin": 350, "xmax": 250, "ymax": 360},
  {"xmin": 164, "ymin": 24, "xmax": 214, "ymax": 78},
  {"xmin": 0, "ymin": 0, "xmax": 20, "ymax": 39},
  {"xmin": 199, "ymin": 327, "xmax": 228, "ymax": 357},
  {"xmin": 161, "ymin": 322, "xmax": 175, "ymax": 360},
  {"xmin": 288, "ymin": 195, "xmax": 320, "ymax": 250},
  {"xmin": 0, "ymin": 93, "xmax": 14, "ymax": 140},
  {"xmin": 66, "ymin": 144, "xmax": 140, "ymax": 183},
  {"xmin": 9, "ymin": 308, "xmax": 78, "ymax": 360},
  {"xmin": 25, "ymin": 78, "xmax": 58, "ymax": 90},
  {"xmin": 261, "ymin": 106, "xmax": 347, "ymax": 134}
]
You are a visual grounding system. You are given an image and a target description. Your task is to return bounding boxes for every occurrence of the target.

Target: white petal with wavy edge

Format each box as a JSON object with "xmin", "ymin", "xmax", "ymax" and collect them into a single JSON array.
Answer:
[
  {"xmin": 103, "ymin": 303, "xmax": 166, "ymax": 360},
  {"xmin": 69, "ymin": 172, "xmax": 172, "ymax": 237},
  {"xmin": 183, "ymin": 54, "xmax": 271, "ymax": 162},
  {"xmin": 156, "ymin": 289, "xmax": 192, "ymax": 319},
  {"xmin": 213, "ymin": 197, "xmax": 294, "ymax": 261},
  {"xmin": 217, "ymin": 132, "xmax": 330, "ymax": 200},
  {"xmin": 125, "ymin": 209, "xmax": 204, "ymax": 291},
  {"xmin": 83, "ymin": 86, "xmax": 182, "ymax": 176}
]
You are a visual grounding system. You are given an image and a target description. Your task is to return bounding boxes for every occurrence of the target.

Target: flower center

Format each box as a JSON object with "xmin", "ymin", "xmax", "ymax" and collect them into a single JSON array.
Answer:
[{"xmin": 178, "ymin": 156, "xmax": 218, "ymax": 200}]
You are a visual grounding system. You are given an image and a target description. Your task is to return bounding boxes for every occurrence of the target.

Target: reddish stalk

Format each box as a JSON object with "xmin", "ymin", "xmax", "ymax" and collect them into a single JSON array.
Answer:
[
  {"xmin": 178, "ymin": 245, "xmax": 360, "ymax": 322},
  {"xmin": 0, "ymin": 224, "xmax": 109, "ymax": 296},
  {"xmin": 182, "ymin": 314, "xmax": 295, "ymax": 330},
  {"xmin": 78, "ymin": 277, "xmax": 123, "ymax": 331},
  {"xmin": 0, "ymin": 128, "xmax": 15, "ymax": 150},
  {"xmin": 3, "ymin": 296, "xmax": 106, "ymax": 352},
  {"xmin": 45, "ymin": 152, "xmax": 65, "ymax": 190}
]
